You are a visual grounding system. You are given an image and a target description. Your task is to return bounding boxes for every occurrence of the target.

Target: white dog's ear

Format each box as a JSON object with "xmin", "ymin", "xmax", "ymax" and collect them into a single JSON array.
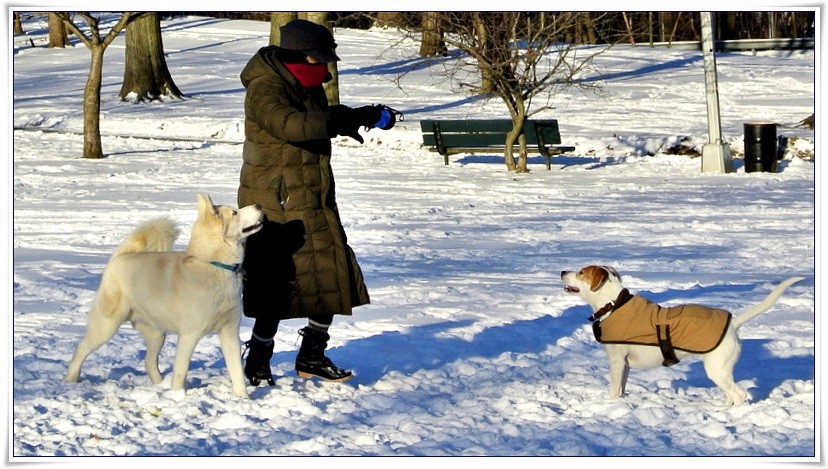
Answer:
[{"xmin": 197, "ymin": 194, "xmax": 217, "ymax": 216}]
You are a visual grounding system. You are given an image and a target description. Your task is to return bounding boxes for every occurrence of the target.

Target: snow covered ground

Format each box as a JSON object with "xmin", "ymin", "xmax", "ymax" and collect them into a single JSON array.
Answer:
[{"xmin": 9, "ymin": 15, "xmax": 817, "ymax": 462}]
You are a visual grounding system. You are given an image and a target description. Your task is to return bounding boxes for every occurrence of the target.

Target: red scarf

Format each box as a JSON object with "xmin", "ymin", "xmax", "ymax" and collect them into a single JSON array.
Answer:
[{"xmin": 283, "ymin": 62, "xmax": 328, "ymax": 88}]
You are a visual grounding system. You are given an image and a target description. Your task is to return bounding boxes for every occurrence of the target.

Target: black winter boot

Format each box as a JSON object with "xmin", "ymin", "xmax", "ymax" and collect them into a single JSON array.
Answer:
[
  {"xmin": 244, "ymin": 337, "xmax": 275, "ymax": 386},
  {"xmin": 295, "ymin": 327, "xmax": 353, "ymax": 382}
]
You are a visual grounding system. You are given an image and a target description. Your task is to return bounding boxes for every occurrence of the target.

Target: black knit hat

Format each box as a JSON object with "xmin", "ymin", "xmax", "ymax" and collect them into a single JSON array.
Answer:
[{"xmin": 280, "ymin": 19, "xmax": 340, "ymax": 63}]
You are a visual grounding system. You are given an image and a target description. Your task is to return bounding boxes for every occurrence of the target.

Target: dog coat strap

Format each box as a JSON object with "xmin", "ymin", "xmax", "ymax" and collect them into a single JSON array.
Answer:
[
  {"xmin": 592, "ymin": 320, "xmax": 603, "ymax": 342},
  {"xmin": 656, "ymin": 324, "xmax": 680, "ymax": 366},
  {"xmin": 589, "ymin": 288, "xmax": 633, "ymax": 322},
  {"xmin": 590, "ymin": 302, "xmax": 614, "ymax": 322},
  {"xmin": 590, "ymin": 289, "xmax": 634, "ymax": 343}
]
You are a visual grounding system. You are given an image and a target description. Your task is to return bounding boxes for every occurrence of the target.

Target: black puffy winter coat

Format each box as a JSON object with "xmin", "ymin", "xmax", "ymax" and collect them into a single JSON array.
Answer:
[{"xmin": 237, "ymin": 46, "xmax": 369, "ymax": 319}]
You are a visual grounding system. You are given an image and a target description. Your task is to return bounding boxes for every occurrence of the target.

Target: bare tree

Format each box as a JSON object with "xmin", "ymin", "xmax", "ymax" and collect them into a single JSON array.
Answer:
[
  {"xmin": 119, "ymin": 13, "xmax": 183, "ymax": 102},
  {"xmin": 55, "ymin": 12, "xmax": 136, "ymax": 159},
  {"xmin": 48, "ymin": 12, "xmax": 70, "ymax": 48},
  {"xmin": 419, "ymin": 12, "xmax": 613, "ymax": 172}
]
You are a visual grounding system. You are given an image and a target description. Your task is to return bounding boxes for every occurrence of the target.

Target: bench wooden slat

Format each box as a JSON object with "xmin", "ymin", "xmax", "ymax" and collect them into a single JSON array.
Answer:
[
  {"xmin": 420, "ymin": 119, "xmax": 515, "ymax": 133},
  {"xmin": 423, "ymin": 133, "xmax": 513, "ymax": 148},
  {"xmin": 424, "ymin": 144, "xmax": 576, "ymax": 154},
  {"xmin": 420, "ymin": 119, "xmax": 574, "ymax": 169}
]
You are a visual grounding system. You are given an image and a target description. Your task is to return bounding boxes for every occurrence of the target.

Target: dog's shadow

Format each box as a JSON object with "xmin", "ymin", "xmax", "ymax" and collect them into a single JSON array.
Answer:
[{"xmin": 672, "ymin": 339, "xmax": 814, "ymax": 402}]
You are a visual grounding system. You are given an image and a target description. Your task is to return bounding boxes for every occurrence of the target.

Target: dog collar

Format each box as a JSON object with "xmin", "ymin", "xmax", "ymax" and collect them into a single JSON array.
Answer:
[
  {"xmin": 209, "ymin": 261, "xmax": 246, "ymax": 277},
  {"xmin": 589, "ymin": 288, "xmax": 632, "ymax": 322}
]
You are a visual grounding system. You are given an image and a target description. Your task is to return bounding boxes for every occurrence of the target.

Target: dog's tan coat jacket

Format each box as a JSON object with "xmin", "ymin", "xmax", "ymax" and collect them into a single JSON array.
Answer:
[{"xmin": 595, "ymin": 295, "xmax": 732, "ymax": 354}]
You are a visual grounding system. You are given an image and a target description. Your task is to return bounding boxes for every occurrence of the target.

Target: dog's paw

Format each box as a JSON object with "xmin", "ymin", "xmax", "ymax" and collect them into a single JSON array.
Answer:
[{"xmin": 162, "ymin": 388, "xmax": 187, "ymax": 402}]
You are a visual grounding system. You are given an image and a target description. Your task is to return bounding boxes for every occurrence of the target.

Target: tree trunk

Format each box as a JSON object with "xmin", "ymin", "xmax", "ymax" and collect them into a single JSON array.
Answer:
[
  {"xmin": 516, "ymin": 134, "xmax": 529, "ymax": 173},
  {"xmin": 667, "ymin": 12, "xmax": 682, "ymax": 44},
  {"xmin": 584, "ymin": 13, "xmax": 598, "ymax": 44},
  {"xmin": 419, "ymin": 12, "xmax": 446, "ymax": 57},
  {"xmin": 768, "ymin": 12, "xmax": 781, "ymax": 39},
  {"xmin": 269, "ymin": 12, "xmax": 297, "ymax": 46},
  {"xmin": 48, "ymin": 12, "xmax": 70, "ymax": 48},
  {"xmin": 571, "ymin": 13, "xmax": 597, "ymax": 45},
  {"xmin": 504, "ymin": 128, "xmax": 518, "ymax": 171},
  {"xmin": 376, "ymin": 12, "xmax": 405, "ymax": 28},
  {"xmin": 119, "ymin": 13, "xmax": 183, "ymax": 102},
  {"xmin": 503, "ymin": 126, "xmax": 530, "ymax": 172},
  {"xmin": 83, "ymin": 46, "xmax": 105, "ymax": 159},
  {"xmin": 506, "ymin": 109, "xmax": 530, "ymax": 172},
  {"xmin": 472, "ymin": 13, "xmax": 494, "ymax": 95},
  {"xmin": 622, "ymin": 13, "xmax": 635, "ymax": 46},
  {"xmin": 307, "ymin": 12, "xmax": 340, "ymax": 106},
  {"xmin": 14, "ymin": 12, "xmax": 24, "ymax": 35},
  {"xmin": 718, "ymin": 12, "xmax": 739, "ymax": 40},
  {"xmin": 488, "ymin": 24, "xmax": 514, "ymax": 97}
]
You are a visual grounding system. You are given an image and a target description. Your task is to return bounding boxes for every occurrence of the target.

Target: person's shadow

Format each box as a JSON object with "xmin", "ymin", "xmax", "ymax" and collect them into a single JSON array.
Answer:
[{"xmin": 306, "ymin": 309, "xmax": 584, "ymax": 387}]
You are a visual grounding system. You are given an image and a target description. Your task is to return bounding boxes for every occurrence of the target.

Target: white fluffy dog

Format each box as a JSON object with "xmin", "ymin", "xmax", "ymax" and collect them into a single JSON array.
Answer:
[{"xmin": 65, "ymin": 194, "xmax": 263, "ymax": 398}]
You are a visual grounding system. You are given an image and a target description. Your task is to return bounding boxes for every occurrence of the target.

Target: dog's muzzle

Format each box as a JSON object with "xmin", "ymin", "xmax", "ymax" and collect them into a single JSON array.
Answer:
[{"xmin": 242, "ymin": 220, "xmax": 263, "ymax": 234}]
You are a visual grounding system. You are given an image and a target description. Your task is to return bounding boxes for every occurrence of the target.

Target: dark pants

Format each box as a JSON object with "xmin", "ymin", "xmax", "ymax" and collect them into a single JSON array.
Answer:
[
  {"xmin": 251, "ymin": 313, "xmax": 335, "ymax": 340},
  {"xmin": 242, "ymin": 218, "xmax": 333, "ymax": 339}
]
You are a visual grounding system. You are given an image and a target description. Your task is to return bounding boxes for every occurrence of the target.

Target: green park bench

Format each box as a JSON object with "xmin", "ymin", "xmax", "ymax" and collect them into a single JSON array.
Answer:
[{"xmin": 420, "ymin": 119, "xmax": 576, "ymax": 170}]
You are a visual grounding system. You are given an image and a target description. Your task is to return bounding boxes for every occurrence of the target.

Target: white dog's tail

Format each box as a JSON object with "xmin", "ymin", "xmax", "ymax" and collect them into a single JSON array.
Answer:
[
  {"xmin": 112, "ymin": 217, "xmax": 180, "ymax": 257},
  {"xmin": 731, "ymin": 276, "xmax": 805, "ymax": 330}
]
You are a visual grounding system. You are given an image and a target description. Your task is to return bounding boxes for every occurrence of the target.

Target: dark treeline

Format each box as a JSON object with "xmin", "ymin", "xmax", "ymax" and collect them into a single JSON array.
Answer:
[{"xmin": 177, "ymin": 11, "xmax": 814, "ymax": 44}]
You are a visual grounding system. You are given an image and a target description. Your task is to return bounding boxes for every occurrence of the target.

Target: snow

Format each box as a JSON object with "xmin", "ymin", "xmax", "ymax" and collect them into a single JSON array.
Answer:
[{"xmin": 9, "ymin": 15, "xmax": 817, "ymax": 463}]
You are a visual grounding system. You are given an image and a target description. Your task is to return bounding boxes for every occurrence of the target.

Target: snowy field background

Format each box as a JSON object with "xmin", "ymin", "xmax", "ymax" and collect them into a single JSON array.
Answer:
[{"xmin": 9, "ymin": 14, "xmax": 817, "ymax": 462}]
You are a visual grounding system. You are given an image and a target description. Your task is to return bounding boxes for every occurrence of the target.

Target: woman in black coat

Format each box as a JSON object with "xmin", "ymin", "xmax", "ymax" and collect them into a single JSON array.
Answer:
[{"xmin": 238, "ymin": 19, "xmax": 387, "ymax": 384}]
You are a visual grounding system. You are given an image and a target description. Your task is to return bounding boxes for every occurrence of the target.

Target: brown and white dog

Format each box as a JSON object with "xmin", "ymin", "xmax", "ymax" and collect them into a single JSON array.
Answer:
[{"xmin": 561, "ymin": 265, "xmax": 803, "ymax": 405}]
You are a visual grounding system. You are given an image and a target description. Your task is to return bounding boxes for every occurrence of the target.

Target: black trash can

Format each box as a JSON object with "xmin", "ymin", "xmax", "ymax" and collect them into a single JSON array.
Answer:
[{"xmin": 743, "ymin": 122, "xmax": 778, "ymax": 173}]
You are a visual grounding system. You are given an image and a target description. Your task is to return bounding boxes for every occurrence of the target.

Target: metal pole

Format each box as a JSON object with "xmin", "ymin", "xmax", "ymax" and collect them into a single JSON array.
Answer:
[
  {"xmin": 701, "ymin": 12, "xmax": 722, "ymax": 143},
  {"xmin": 700, "ymin": 12, "xmax": 733, "ymax": 173}
]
